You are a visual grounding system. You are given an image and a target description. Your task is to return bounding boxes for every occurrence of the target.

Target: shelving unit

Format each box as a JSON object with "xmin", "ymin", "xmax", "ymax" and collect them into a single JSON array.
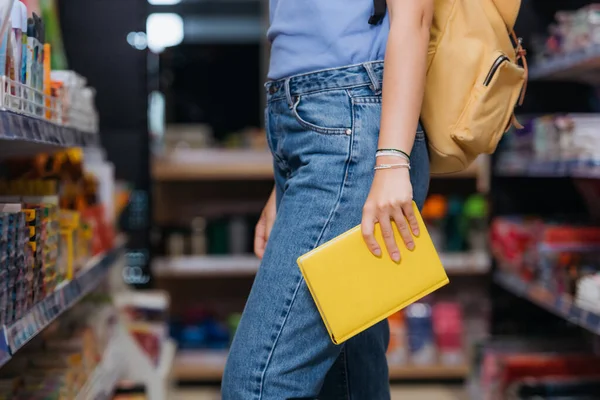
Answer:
[
  {"xmin": 0, "ymin": 109, "xmax": 99, "ymax": 158},
  {"xmin": 152, "ymin": 148, "xmax": 488, "ymax": 183},
  {"xmin": 495, "ymin": 159, "xmax": 600, "ymax": 179},
  {"xmin": 152, "ymin": 251, "xmax": 490, "ymax": 278},
  {"xmin": 173, "ymin": 350, "xmax": 469, "ymax": 382},
  {"xmin": 0, "ymin": 237, "xmax": 126, "ymax": 368},
  {"xmin": 494, "ymin": 271, "xmax": 600, "ymax": 335},
  {"xmin": 528, "ymin": 45, "xmax": 600, "ymax": 83}
]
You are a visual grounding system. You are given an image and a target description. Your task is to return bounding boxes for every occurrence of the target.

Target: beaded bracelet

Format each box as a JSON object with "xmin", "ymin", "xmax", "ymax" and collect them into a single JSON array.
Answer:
[
  {"xmin": 375, "ymin": 151, "xmax": 410, "ymax": 161},
  {"xmin": 376, "ymin": 148, "xmax": 410, "ymax": 161},
  {"xmin": 374, "ymin": 163, "xmax": 411, "ymax": 171}
]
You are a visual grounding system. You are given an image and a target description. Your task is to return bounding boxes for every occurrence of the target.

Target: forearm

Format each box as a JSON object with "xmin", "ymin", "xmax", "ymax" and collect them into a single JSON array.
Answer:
[{"xmin": 378, "ymin": 0, "xmax": 433, "ymax": 154}]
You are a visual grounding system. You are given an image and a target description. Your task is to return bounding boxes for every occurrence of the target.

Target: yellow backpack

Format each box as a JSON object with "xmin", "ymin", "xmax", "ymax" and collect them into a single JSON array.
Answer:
[{"xmin": 370, "ymin": 0, "xmax": 528, "ymax": 174}]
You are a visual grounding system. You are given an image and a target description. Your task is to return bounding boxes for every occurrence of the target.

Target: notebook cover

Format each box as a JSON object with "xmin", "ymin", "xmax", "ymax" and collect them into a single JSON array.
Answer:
[{"xmin": 297, "ymin": 202, "xmax": 449, "ymax": 344}]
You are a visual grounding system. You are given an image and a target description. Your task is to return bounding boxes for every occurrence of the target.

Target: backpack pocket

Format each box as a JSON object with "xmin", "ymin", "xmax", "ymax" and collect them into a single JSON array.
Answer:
[{"xmin": 452, "ymin": 52, "xmax": 525, "ymax": 155}]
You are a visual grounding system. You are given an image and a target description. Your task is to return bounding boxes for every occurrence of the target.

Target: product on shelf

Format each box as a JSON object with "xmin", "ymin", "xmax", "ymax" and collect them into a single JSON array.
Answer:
[
  {"xmin": 0, "ymin": 148, "xmax": 115, "ymax": 323},
  {"xmin": 115, "ymin": 291, "xmax": 170, "ymax": 367},
  {"xmin": 576, "ymin": 273, "xmax": 600, "ymax": 313},
  {"xmin": 497, "ymin": 114, "xmax": 600, "ymax": 175},
  {"xmin": 533, "ymin": 5, "xmax": 600, "ymax": 62},
  {"xmin": 0, "ymin": 1, "xmax": 98, "ymax": 133},
  {"xmin": 421, "ymin": 194, "xmax": 489, "ymax": 254},
  {"xmin": 473, "ymin": 338, "xmax": 600, "ymax": 400},
  {"xmin": 491, "ymin": 217, "xmax": 600, "ymax": 296},
  {"xmin": 0, "ymin": 300, "xmax": 117, "ymax": 399},
  {"xmin": 387, "ymin": 300, "xmax": 466, "ymax": 368}
]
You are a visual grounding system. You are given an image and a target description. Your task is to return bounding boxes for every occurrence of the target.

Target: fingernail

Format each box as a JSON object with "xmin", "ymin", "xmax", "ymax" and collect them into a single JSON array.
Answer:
[
  {"xmin": 392, "ymin": 252, "xmax": 400, "ymax": 262},
  {"xmin": 414, "ymin": 229, "xmax": 420, "ymax": 236},
  {"xmin": 374, "ymin": 249, "xmax": 382, "ymax": 256},
  {"xmin": 407, "ymin": 242, "xmax": 415, "ymax": 251}
]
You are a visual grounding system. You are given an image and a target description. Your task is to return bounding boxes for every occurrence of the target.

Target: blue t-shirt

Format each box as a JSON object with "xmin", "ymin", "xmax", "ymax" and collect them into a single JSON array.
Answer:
[{"xmin": 267, "ymin": 1, "xmax": 390, "ymax": 80}]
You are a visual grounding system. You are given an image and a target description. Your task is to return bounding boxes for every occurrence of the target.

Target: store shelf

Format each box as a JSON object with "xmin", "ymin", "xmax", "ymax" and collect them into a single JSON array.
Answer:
[
  {"xmin": 153, "ymin": 251, "xmax": 489, "ymax": 278},
  {"xmin": 0, "ymin": 238, "xmax": 126, "ymax": 368},
  {"xmin": 153, "ymin": 255, "xmax": 260, "ymax": 278},
  {"xmin": 0, "ymin": 110, "xmax": 99, "ymax": 157},
  {"xmin": 174, "ymin": 350, "xmax": 468, "ymax": 381},
  {"xmin": 152, "ymin": 149, "xmax": 487, "ymax": 182},
  {"xmin": 494, "ymin": 271, "xmax": 600, "ymax": 335},
  {"xmin": 388, "ymin": 364, "xmax": 469, "ymax": 380},
  {"xmin": 528, "ymin": 45, "xmax": 600, "ymax": 83},
  {"xmin": 496, "ymin": 159, "xmax": 600, "ymax": 179},
  {"xmin": 440, "ymin": 251, "xmax": 490, "ymax": 275},
  {"xmin": 152, "ymin": 149, "xmax": 274, "ymax": 181}
]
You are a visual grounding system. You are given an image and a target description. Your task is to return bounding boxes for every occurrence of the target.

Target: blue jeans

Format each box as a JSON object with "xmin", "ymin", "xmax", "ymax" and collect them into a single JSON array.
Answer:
[{"xmin": 222, "ymin": 62, "xmax": 430, "ymax": 400}]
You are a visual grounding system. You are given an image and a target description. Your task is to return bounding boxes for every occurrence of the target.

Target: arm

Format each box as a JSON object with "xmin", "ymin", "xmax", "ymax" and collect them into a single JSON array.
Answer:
[{"xmin": 362, "ymin": 0, "xmax": 433, "ymax": 261}]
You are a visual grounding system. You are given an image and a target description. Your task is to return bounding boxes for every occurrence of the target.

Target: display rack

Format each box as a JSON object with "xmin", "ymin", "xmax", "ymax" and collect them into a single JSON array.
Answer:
[
  {"xmin": 0, "ymin": 109, "xmax": 99, "ymax": 157},
  {"xmin": 0, "ymin": 237, "xmax": 126, "ymax": 368},
  {"xmin": 173, "ymin": 350, "xmax": 469, "ymax": 382},
  {"xmin": 152, "ymin": 148, "xmax": 488, "ymax": 182},
  {"xmin": 495, "ymin": 159, "xmax": 600, "ymax": 179},
  {"xmin": 528, "ymin": 45, "xmax": 600, "ymax": 83},
  {"xmin": 494, "ymin": 271, "xmax": 600, "ymax": 336},
  {"xmin": 153, "ymin": 251, "xmax": 490, "ymax": 278}
]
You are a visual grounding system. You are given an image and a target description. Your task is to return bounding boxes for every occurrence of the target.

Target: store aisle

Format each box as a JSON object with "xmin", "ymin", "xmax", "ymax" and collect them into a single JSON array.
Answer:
[{"xmin": 173, "ymin": 385, "xmax": 468, "ymax": 400}]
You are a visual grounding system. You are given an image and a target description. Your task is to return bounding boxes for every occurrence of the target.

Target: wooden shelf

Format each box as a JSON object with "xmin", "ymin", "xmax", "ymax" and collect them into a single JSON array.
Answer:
[
  {"xmin": 388, "ymin": 364, "xmax": 469, "ymax": 380},
  {"xmin": 153, "ymin": 149, "xmax": 488, "ymax": 185},
  {"xmin": 153, "ymin": 255, "xmax": 260, "ymax": 278},
  {"xmin": 173, "ymin": 350, "xmax": 468, "ymax": 381},
  {"xmin": 152, "ymin": 149, "xmax": 273, "ymax": 181},
  {"xmin": 152, "ymin": 252, "xmax": 489, "ymax": 279}
]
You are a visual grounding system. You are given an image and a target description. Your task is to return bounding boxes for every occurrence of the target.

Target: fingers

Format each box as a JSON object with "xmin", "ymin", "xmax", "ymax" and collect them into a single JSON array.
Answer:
[
  {"xmin": 254, "ymin": 214, "xmax": 267, "ymax": 259},
  {"xmin": 378, "ymin": 216, "xmax": 400, "ymax": 262},
  {"xmin": 392, "ymin": 209, "xmax": 415, "ymax": 251},
  {"xmin": 402, "ymin": 203, "xmax": 420, "ymax": 237},
  {"xmin": 361, "ymin": 206, "xmax": 381, "ymax": 257}
]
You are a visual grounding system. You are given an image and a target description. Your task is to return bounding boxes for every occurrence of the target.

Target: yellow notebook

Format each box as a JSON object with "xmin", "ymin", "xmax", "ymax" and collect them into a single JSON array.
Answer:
[{"xmin": 297, "ymin": 202, "xmax": 449, "ymax": 345}]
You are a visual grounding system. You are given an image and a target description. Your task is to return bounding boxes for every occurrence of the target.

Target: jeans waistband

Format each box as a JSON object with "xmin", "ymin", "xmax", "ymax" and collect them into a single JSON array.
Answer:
[{"xmin": 265, "ymin": 61, "xmax": 384, "ymax": 104}]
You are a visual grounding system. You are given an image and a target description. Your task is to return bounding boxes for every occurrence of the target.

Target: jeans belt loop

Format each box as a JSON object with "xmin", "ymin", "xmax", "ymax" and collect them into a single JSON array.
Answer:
[
  {"xmin": 363, "ymin": 62, "xmax": 381, "ymax": 95},
  {"xmin": 284, "ymin": 78, "xmax": 294, "ymax": 109}
]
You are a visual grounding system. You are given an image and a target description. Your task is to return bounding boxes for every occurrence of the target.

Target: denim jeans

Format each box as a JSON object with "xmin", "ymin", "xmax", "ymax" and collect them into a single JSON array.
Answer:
[{"xmin": 222, "ymin": 61, "xmax": 430, "ymax": 400}]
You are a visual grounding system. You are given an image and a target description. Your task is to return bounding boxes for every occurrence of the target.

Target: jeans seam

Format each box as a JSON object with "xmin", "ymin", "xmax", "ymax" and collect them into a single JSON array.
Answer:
[
  {"xmin": 257, "ymin": 131, "xmax": 355, "ymax": 400},
  {"xmin": 342, "ymin": 346, "xmax": 351, "ymax": 400}
]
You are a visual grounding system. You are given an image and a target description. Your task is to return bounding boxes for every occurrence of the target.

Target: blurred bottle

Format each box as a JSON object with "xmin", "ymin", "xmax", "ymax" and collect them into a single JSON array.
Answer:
[
  {"xmin": 432, "ymin": 302, "xmax": 464, "ymax": 366},
  {"xmin": 405, "ymin": 303, "xmax": 436, "ymax": 366},
  {"xmin": 228, "ymin": 216, "xmax": 248, "ymax": 254},
  {"xmin": 422, "ymin": 194, "xmax": 447, "ymax": 251},
  {"xmin": 190, "ymin": 217, "xmax": 207, "ymax": 255},
  {"xmin": 387, "ymin": 311, "xmax": 408, "ymax": 366},
  {"xmin": 463, "ymin": 194, "xmax": 488, "ymax": 253},
  {"xmin": 167, "ymin": 232, "xmax": 185, "ymax": 256},
  {"xmin": 445, "ymin": 196, "xmax": 466, "ymax": 252}
]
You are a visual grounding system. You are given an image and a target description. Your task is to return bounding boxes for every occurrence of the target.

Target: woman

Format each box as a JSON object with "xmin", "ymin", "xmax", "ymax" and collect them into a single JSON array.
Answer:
[{"xmin": 222, "ymin": 0, "xmax": 433, "ymax": 398}]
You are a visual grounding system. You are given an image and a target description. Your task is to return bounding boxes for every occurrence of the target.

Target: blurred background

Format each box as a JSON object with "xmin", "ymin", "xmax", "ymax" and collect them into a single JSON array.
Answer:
[{"xmin": 0, "ymin": 0, "xmax": 600, "ymax": 399}]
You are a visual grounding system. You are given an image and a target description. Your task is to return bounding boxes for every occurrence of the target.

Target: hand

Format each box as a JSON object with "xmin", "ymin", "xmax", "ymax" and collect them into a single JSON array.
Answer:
[
  {"xmin": 362, "ymin": 165, "xmax": 419, "ymax": 262},
  {"xmin": 254, "ymin": 188, "xmax": 277, "ymax": 259}
]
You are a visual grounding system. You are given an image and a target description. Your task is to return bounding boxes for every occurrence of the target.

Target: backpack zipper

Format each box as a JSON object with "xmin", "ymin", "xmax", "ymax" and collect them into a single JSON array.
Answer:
[{"xmin": 483, "ymin": 55, "xmax": 510, "ymax": 86}]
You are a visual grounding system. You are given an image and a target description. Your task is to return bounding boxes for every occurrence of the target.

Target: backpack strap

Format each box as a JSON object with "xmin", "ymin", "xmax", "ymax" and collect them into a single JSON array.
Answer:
[{"xmin": 369, "ymin": 0, "xmax": 386, "ymax": 25}]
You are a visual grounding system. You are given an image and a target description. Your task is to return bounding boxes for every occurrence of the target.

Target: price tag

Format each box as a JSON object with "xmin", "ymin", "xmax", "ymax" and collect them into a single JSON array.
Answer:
[{"xmin": 21, "ymin": 116, "xmax": 33, "ymax": 139}]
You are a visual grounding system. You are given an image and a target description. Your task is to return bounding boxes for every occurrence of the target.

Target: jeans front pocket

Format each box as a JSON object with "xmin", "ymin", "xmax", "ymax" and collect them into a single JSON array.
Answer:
[{"xmin": 291, "ymin": 89, "xmax": 353, "ymax": 135}]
